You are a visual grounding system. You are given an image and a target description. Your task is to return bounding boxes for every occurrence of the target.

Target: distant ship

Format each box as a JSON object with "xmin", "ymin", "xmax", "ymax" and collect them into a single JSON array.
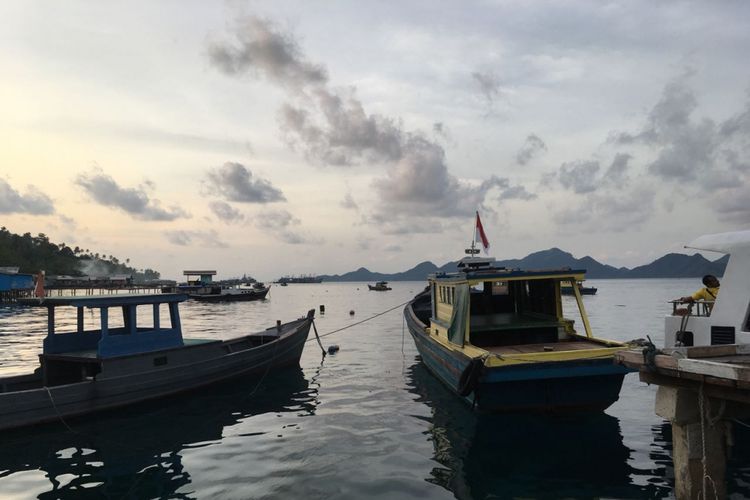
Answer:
[{"xmin": 277, "ymin": 275, "xmax": 323, "ymax": 284}]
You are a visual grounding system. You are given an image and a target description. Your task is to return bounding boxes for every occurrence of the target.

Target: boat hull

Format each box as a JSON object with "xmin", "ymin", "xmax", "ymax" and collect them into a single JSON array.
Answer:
[
  {"xmin": 0, "ymin": 313, "xmax": 312, "ymax": 431},
  {"xmin": 190, "ymin": 288, "xmax": 269, "ymax": 302},
  {"xmin": 405, "ymin": 305, "xmax": 627, "ymax": 412}
]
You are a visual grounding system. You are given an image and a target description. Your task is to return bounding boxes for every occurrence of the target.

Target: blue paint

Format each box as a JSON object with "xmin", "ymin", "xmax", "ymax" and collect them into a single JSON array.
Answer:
[
  {"xmin": 25, "ymin": 294, "xmax": 188, "ymax": 358},
  {"xmin": 0, "ymin": 272, "xmax": 34, "ymax": 292}
]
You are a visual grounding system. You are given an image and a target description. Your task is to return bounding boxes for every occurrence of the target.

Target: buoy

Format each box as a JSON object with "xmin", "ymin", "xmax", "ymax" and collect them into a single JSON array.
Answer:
[
  {"xmin": 349, "ymin": 310, "xmax": 355, "ymax": 315},
  {"xmin": 327, "ymin": 345, "xmax": 340, "ymax": 354}
]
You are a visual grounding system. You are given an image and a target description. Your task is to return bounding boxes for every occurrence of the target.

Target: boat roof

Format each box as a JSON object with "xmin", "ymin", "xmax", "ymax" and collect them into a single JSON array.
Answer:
[
  {"xmin": 430, "ymin": 267, "xmax": 587, "ymax": 283},
  {"xmin": 686, "ymin": 229, "xmax": 750, "ymax": 254},
  {"xmin": 20, "ymin": 293, "xmax": 187, "ymax": 308}
]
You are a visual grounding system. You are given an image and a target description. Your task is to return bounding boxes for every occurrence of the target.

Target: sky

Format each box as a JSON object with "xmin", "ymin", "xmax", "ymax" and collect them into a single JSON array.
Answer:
[{"xmin": 1, "ymin": 1, "xmax": 749, "ymax": 281}]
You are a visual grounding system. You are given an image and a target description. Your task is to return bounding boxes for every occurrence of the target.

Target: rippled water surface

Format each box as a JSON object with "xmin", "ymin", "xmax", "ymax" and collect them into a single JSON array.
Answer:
[{"xmin": 0, "ymin": 279, "xmax": 749, "ymax": 499}]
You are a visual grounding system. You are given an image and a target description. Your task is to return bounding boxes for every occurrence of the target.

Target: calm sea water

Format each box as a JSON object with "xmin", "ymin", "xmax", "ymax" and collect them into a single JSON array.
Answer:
[{"xmin": 0, "ymin": 279, "xmax": 748, "ymax": 499}]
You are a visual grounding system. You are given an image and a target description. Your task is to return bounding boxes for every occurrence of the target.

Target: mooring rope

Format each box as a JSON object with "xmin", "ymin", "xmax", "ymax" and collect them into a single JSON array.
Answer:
[{"xmin": 306, "ymin": 299, "xmax": 410, "ymax": 341}]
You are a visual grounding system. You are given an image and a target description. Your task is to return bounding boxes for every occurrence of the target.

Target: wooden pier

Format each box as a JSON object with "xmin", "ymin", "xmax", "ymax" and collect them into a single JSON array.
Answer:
[{"xmin": 617, "ymin": 345, "xmax": 750, "ymax": 499}]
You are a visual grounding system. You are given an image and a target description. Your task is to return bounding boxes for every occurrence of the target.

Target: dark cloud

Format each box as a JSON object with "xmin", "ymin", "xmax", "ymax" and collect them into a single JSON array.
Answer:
[
  {"xmin": 557, "ymin": 160, "xmax": 600, "ymax": 194},
  {"xmin": 472, "ymin": 71, "xmax": 503, "ymax": 108},
  {"xmin": 165, "ymin": 229, "xmax": 228, "ymax": 248},
  {"xmin": 498, "ymin": 185, "xmax": 536, "ymax": 201},
  {"xmin": 75, "ymin": 170, "xmax": 187, "ymax": 221},
  {"xmin": 254, "ymin": 209, "xmax": 321, "ymax": 245},
  {"xmin": 609, "ymin": 72, "xmax": 746, "ymax": 192},
  {"xmin": 515, "ymin": 134, "xmax": 547, "ymax": 165},
  {"xmin": 372, "ymin": 137, "xmax": 509, "ymax": 217},
  {"xmin": 0, "ymin": 179, "xmax": 54, "ymax": 215},
  {"xmin": 279, "ymin": 89, "xmax": 405, "ymax": 166},
  {"xmin": 204, "ymin": 162, "xmax": 285, "ymax": 203},
  {"xmin": 208, "ymin": 16, "xmax": 327, "ymax": 89},
  {"xmin": 603, "ymin": 153, "xmax": 632, "ymax": 184},
  {"xmin": 210, "ymin": 17, "xmax": 508, "ymax": 222},
  {"xmin": 209, "ymin": 201, "xmax": 245, "ymax": 224}
]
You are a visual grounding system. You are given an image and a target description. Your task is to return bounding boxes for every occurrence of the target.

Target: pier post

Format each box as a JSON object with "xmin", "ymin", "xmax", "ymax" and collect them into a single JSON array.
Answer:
[{"xmin": 655, "ymin": 386, "xmax": 728, "ymax": 500}]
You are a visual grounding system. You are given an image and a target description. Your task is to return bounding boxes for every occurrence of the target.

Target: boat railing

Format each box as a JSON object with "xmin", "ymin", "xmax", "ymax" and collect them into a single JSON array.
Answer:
[{"xmin": 670, "ymin": 300, "xmax": 714, "ymax": 318}]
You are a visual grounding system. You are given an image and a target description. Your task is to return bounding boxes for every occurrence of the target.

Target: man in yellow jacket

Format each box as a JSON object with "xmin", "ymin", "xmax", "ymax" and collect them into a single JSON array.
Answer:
[{"xmin": 680, "ymin": 274, "xmax": 720, "ymax": 312}]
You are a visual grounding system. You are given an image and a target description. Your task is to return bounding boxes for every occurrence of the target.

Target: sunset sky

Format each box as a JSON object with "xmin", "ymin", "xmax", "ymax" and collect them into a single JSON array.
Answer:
[{"xmin": 2, "ymin": 1, "xmax": 749, "ymax": 281}]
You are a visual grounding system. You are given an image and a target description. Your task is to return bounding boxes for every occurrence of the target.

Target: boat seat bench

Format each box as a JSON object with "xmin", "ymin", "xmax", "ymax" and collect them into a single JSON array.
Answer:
[{"xmin": 469, "ymin": 313, "xmax": 562, "ymax": 347}]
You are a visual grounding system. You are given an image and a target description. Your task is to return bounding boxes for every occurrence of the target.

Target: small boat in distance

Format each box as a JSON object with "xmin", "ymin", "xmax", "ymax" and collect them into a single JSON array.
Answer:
[
  {"xmin": 368, "ymin": 281, "xmax": 392, "ymax": 291},
  {"xmin": 0, "ymin": 294, "xmax": 314, "ymax": 431},
  {"xmin": 403, "ymin": 212, "xmax": 631, "ymax": 412},
  {"xmin": 561, "ymin": 281, "xmax": 598, "ymax": 296},
  {"xmin": 190, "ymin": 284, "xmax": 270, "ymax": 302}
]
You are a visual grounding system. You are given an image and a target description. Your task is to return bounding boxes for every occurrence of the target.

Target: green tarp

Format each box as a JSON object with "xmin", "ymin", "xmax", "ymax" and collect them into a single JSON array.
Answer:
[{"xmin": 447, "ymin": 283, "xmax": 469, "ymax": 345}]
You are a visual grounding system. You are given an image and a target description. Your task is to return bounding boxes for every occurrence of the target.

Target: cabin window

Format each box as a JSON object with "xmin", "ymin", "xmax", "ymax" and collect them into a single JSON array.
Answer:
[
  {"xmin": 743, "ymin": 302, "xmax": 750, "ymax": 332},
  {"xmin": 492, "ymin": 281, "xmax": 508, "ymax": 295}
]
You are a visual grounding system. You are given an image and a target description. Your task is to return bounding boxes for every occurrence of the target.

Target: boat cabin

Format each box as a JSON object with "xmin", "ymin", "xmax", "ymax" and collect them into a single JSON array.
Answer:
[
  {"xmin": 21, "ymin": 294, "xmax": 190, "ymax": 385},
  {"xmin": 665, "ymin": 230, "xmax": 750, "ymax": 347},
  {"xmin": 427, "ymin": 261, "xmax": 593, "ymax": 350}
]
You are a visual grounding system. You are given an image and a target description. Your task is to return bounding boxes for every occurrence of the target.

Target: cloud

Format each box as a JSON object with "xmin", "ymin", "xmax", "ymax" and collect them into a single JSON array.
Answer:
[
  {"xmin": 552, "ymin": 187, "xmax": 656, "ymax": 231},
  {"xmin": 603, "ymin": 153, "xmax": 632, "ymax": 185},
  {"xmin": 715, "ymin": 185, "xmax": 750, "ymax": 224},
  {"xmin": 210, "ymin": 16, "xmax": 507, "ymax": 222},
  {"xmin": 557, "ymin": 160, "xmax": 601, "ymax": 194},
  {"xmin": 165, "ymin": 229, "xmax": 228, "ymax": 247},
  {"xmin": 254, "ymin": 209, "xmax": 322, "ymax": 245},
  {"xmin": 472, "ymin": 70, "xmax": 503, "ymax": 108},
  {"xmin": 75, "ymin": 169, "xmax": 187, "ymax": 221},
  {"xmin": 515, "ymin": 134, "xmax": 547, "ymax": 165},
  {"xmin": 340, "ymin": 192, "xmax": 358, "ymax": 210},
  {"xmin": 0, "ymin": 179, "xmax": 54, "ymax": 215},
  {"xmin": 498, "ymin": 185, "xmax": 536, "ymax": 201},
  {"xmin": 372, "ymin": 136, "xmax": 509, "ymax": 217},
  {"xmin": 207, "ymin": 16, "xmax": 327, "ymax": 89},
  {"xmin": 204, "ymin": 162, "xmax": 285, "ymax": 203},
  {"xmin": 609, "ymin": 71, "xmax": 747, "ymax": 192},
  {"xmin": 209, "ymin": 200, "xmax": 245, "ymax": 224}
]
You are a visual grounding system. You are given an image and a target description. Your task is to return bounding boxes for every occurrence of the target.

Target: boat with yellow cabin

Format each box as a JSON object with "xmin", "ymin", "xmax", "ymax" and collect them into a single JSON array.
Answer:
[{"xmin": 403, "ymin": 218, "xmax": 631, "ymax": 412}]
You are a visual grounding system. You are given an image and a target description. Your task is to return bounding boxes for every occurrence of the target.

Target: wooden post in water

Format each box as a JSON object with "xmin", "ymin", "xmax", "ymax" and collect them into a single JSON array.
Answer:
[{"xmin": 655, "ymin": 386, "xmax": 728, "ymax": 499}]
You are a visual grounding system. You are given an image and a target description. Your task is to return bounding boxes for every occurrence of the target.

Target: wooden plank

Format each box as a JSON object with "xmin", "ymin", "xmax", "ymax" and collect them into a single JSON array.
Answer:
[
  {"xmin": 684, "ymin": 345, "xmax": 738, "ymax": 359},
  {"xmin": 677, "ymin": 358, "xmax": 747, "ymax": 381},
  {"xmin": 640, "ymin": 370, "xmax": 750, "ymax": 405}
]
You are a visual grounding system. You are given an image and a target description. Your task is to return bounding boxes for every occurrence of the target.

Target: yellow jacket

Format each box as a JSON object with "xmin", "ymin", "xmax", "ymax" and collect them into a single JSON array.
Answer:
[{"xmin": 691, "ymin": 286, "xmax": 719, "ymax": 302}]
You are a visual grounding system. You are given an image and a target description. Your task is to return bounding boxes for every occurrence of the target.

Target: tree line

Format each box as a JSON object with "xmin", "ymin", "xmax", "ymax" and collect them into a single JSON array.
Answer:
[{"xmin": 0, "ymin": 227, "xmax": 160, "ymax": 282}]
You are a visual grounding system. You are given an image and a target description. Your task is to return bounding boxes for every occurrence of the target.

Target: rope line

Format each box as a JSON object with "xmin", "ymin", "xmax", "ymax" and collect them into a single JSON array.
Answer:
[{"xmin": 305, "ymin": 300, "xmax": 410, "ymax": 342}]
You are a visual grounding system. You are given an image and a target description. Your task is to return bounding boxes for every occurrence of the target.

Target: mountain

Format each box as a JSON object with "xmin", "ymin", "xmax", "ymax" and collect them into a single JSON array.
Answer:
[{"xmin": 318, "ymin": 248, "xmax": 728, "ymax": 282}]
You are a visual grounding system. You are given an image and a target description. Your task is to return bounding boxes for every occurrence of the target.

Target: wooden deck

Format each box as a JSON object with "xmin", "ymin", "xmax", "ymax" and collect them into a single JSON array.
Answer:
[
  {"xmin": 616, "ymin": 344, "xmax": 750, "ymax": 404},
  {"xmin": 485, "ymin": 339, "xmax": 608, "ymax": 355}
]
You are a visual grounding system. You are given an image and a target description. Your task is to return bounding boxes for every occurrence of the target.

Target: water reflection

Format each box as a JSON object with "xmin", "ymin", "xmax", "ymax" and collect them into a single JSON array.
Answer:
[
  {"xmin": 0, "ymin": 367, "xmax": 315, "ymax": 499},
  {"xmin": 406, "ymin": 361, "xmax": 671, "ymax": 499}
]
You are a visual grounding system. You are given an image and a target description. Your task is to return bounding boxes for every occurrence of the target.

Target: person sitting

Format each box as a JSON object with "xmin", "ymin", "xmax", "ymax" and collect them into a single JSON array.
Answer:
[{"xmin": 675, "ymin": 274, "xmax": 720, "ymax": 315}]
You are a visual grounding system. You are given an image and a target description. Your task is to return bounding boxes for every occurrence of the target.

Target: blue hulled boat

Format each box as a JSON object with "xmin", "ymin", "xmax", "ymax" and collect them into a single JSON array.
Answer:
[
  {"xmin": 0, "ymin": 293, "xmax": 314, "ymax": 430},
  {"xmin": 404, "ymin": 215, "xmax": 631, "ymax": 412}
]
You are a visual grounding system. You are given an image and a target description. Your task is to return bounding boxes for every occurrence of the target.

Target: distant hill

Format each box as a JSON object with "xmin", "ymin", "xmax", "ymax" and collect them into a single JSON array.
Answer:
[{"xmin": 318, "ymin": 248, "xmax": 728, "ymax": 282}]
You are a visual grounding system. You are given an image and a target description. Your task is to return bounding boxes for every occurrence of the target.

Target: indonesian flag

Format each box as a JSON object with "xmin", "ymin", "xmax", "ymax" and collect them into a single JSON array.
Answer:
[{"xmin": 475, "ymin": 211, "xmax": 490, "ymax": 254}]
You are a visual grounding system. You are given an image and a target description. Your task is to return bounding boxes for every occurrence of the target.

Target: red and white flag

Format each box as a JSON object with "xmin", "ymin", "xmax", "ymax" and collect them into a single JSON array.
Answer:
[{"xmin": 475, "ymin": 211, "xmax": 490, "ymax": 254}]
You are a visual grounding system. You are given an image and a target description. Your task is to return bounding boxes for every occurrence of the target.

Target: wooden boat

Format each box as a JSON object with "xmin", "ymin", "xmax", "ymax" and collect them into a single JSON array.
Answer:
[
  {"xmin": 368, "ymin": 281, "xmax": 392, "ymax": 291},
  {"xmin": 403, "ymin": 216, "xmax": 631, "ymax": 412},
  {"xmin": 664, "ymin": 230, "xmax": 745, "ymax": 348},
  {"xmin": 0, "ymin": 293, "xmax": 314, "ymax": 431},
  {"xmin": 190, "ymin": 284, "xmax": 270, "ymax": 302},
  {"xmin": 560, "ymin": 281, "xmax": 598, "ymax": 295}
]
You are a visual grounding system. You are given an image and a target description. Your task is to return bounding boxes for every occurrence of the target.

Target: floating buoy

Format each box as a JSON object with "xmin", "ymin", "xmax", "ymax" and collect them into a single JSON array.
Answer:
[
  {"xmin": 349, "ymin": 310, "xmax": 355, "ymax": 315},
  {"xmin": 327, "ymin": 345, "xmax": 340, "ymax": 354}
]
